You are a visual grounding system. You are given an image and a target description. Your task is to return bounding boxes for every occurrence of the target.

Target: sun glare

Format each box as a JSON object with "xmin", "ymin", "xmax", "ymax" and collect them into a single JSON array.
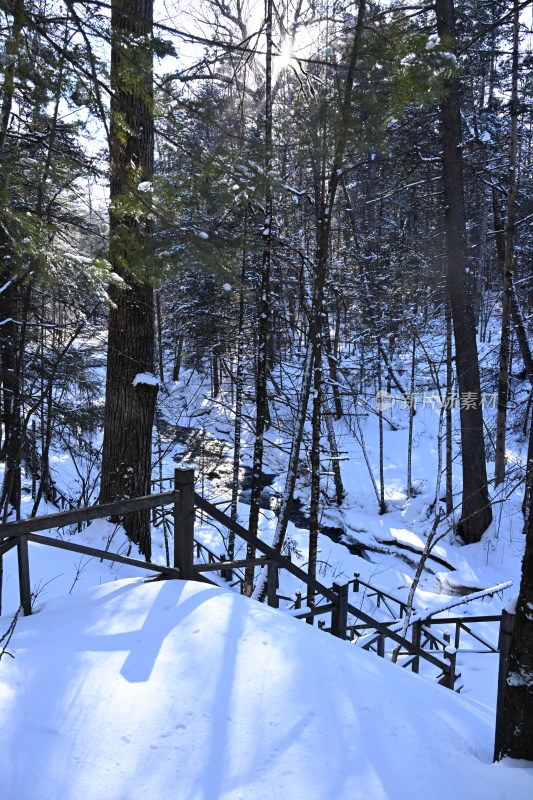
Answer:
[{"xmin": 278, "ymin": 37, "xmax": 295, "ymax": 70}]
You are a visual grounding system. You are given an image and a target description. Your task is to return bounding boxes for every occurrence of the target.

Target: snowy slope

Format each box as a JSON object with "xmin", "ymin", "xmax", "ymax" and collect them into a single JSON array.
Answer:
[{"xmin": 1, "ymin": 578, "xmax": 531, "ymax": 800}]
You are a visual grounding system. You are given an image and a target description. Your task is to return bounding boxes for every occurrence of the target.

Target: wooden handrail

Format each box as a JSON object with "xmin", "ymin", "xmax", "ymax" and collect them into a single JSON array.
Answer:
[
  {"xmin": 196, "ymin": 556, "xmax": 267, "ymax": 573},
  {"xmin": 194, "ymin": 492, "xmax": 454, "ymax": 674},
  {"xmin": 0, "ymin": 538, "xmax": 18, "ymax": 557},
  {"xmin": 1, "ymin": 472, "xmax": 192, "ymax": 616},
  {"xmin": 422, "ymin": 614, "xmax": 502, "ymax": 625},
  {"xmin": 0, "ymin": 489, "xmax": 179, "ymax": 539},
  {"xmin": 27, "ymin": 533, "xmax": 181, "ymax": 577},
  {"xmin": 353, "ymin": 573, "xmax": 408, "ymax": 614}
]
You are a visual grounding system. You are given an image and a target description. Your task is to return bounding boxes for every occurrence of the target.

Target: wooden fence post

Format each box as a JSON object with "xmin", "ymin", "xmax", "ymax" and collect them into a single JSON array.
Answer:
[
  {"xmin": 173, "ymin": 468, "xmax": 195, "ymax": 580},
  {"xmin": 17, "ymin": 535, "xmax": 32, "ymax": 616},
  {"xmin": 220, "ymin": 557, "xmax": 233, "ymax": 583},
  {"xmin": 494, "ymin": 608, "xmax": 515, "ymax": 761},
  {"xmin": 454, "ymin": 621, "xmax": 461, "ymax": 650},
  {"xmin": 266, "ymin": 559, "xmax": 279, "ymax": 608},
  {"xmin": 443, "ymin": 646, "xmax": 457, "ymax": 690},
  {"xmin": 412, "ymin": 620, "xmax": 421, "ymax": 673},
  {"xmin": 331, "ymin": 582, "xmax": 349, "ymax": 639}
]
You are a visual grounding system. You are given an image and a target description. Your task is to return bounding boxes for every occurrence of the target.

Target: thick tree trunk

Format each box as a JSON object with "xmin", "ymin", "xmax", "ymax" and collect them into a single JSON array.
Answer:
[
  {"xmin": 0, "ymin": 0, "xmax": 26, "ymax": 460},
  {"xmin": 494, "ymin": 402, "xmax": 533, "ymax": 761},
  {"xmin": 436, "ymin": 0, "xmax": 491, "ymax": 543},
  {"xmin": 0, "ymin": 0, "xmax": 25, "ymax": 154},
  {"xmin": 100, "ymin": 0, "xmax": 157, "ymax": 559},
  {"xmin": 155, "ymin": 291, "xmax": 164, "ymax": 384},
  {"xmin": 0, "ymin": 284, "xmax": 31, "ymax": 521}
]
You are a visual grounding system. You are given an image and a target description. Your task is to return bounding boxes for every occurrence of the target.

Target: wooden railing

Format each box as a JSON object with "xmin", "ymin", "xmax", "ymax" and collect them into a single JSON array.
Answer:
[
  {"xmin": 419, "ymin": 614, "xmax": 500, "ymax": 654},
  {"xmin": 350, "ymin": 573, "xmax": 409, "ymax": 621},
  {"xmin": 0, "ymin": 479, "xmax": 187, "ymax": 617},
  {"xmin": 346, "ymin": 575, "xmax": 501, "ymax": 663},
  {"xmin": 189, "ymin": 491, "xmax": 462, "ymax": 688},
  {"xmin": 2, "ymin": 468, "xmax": 501, "ymax": 690}
]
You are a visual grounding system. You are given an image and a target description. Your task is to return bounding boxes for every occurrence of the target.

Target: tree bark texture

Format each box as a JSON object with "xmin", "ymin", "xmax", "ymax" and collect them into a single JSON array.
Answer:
[
  {"xmin": 494, "ymin": 414, "xmax": 533, "ymax": 761},
  {"xmin": 100, "ymin": 0, "xmax": 157, "ymax": 559},
  {"xmin": 436, "ymin": 0, "xmax": 491, "ymax": 543},
  {"xmin": 0, "ymin": 0, "xmax": 26, "ymax": 463}
]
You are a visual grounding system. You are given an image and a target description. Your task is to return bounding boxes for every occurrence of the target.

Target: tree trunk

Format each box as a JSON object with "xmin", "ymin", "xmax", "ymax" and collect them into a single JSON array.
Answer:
[
  {"xmin": 436, "ymin": 0, "xmax": 491, "ymax": 543},
  {"xmin": 0, "ymin": 283, "xmax": 31, "ymax": 521},
  {"xmin": 492, "ymin": 193, "xmax": 533, "ymax": 388},
  {"xmin": 155, "ymin": 291, "xmax": 165, "ymax": 384},
  {"xmin": 0, "ymin": 0, "xmax": 25, "ymax": 154},
  {"xmin": 324, "ymin": 404, "xmax": 344, "ymax": 505},
  {"xmin": 377, "ymin": 352, "xmax": 386, "ymax": 515},
  {"xmin": 100, "ymin": 0, "xmax": 157, "ymax": 560},
  {"xmin": 172, "ymin": 335, "xmax": 184, "ymax": 382},
  {"xmin": 445, "ymin": 302, "xmax": 454, "ymax": 516},
  {"xmin": 253, "ymin": 0, "xmax": 367, "ymax": 603},
  {"xmin": 211, "ymin": 350, "xmax": 221, "ymax": 398},
  {"xmin": 229, "ymin": 232, "xmax": 247, "ymax": 559},
  {"xmin": 325, "ymin": 310, "xmax": 343, "ymax": 420},
  {"xmin": 252, "ymin": 342, "xmax": 313, "ymax": 602},
  {"xmin": 308, "ymin": 359, "xmax": 321, "ymax": 613},
  {"xmin": 407, "ymin": 327, "xmax": 416, "ymax": 497},
  {"xmin": 0, "ymin": 0, "xmax": 26, "ymax": 460},
  {"xmin": 523, "ymin": 403, "xmax": 533, "ymax": 531},
  {"xmin": 0, "ymin": 307, "xmax": 18, "ymax": 462},
  {"xmin": 494, "ymin": 0, "xmax": 519, "ymax": 487},
  {"xmin": 244, "ymin": 0, "xmax": 273, "ymax": 595},
  {"xmin": 494, "ymin": 394, "xmax": 533, "ymax": 760}
]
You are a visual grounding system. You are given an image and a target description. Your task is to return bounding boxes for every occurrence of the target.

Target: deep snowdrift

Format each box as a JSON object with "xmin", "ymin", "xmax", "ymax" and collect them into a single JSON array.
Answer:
[{"xmin": 1, "ymin": 578, "xmax": 531, "ymax": 800}]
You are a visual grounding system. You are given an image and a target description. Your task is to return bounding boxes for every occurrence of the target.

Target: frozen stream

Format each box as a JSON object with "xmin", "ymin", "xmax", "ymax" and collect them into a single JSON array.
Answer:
[{"xmin": 160, "ymin": 420, "xmax": 369, "ymax": 560}]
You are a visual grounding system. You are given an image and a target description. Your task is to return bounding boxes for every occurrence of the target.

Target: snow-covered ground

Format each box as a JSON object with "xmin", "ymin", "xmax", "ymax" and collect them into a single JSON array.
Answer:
[
  {"xmin": 1, "ymin": 323, "xmax": 531, "ymax": 796},
  {"xmin": 1, "ymin": 577, "xmax": 532, "ymax": 800}
]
